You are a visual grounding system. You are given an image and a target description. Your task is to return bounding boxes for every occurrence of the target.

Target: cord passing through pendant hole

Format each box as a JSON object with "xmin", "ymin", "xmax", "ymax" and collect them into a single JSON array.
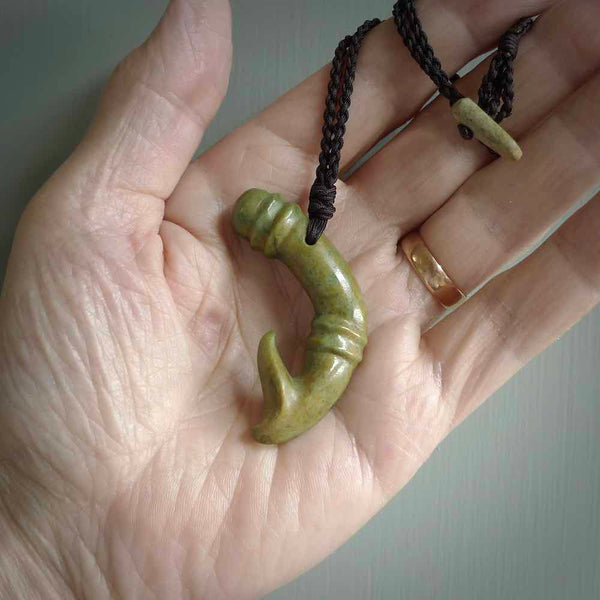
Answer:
[{"xmin": 457, "ymin": 124, "xmax": 474, "ymax": 140}]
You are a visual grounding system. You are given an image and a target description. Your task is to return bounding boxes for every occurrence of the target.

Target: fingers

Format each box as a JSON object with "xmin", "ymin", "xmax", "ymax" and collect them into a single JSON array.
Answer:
[
  {"xmin": 348, "ymin": 0, "xmax": 600, "ymax": 328},
  {"xmin": 37, "ymin": 0, "xmax": 232, "ymax": 238},
  {"xmin": 419, "ymin": 71, "xmax": 600, "ymax": 298},
  {"xmin": 165, "ymin": 0, "xmax": 555, "ymax": 240},
  {"xmin": 424, "ymin": 192, "xmax": 600, "ymax": 428},
  {"xmin": 251, "ymin": 0, "xmax": 554, "ymax": 176},
  {"xmin": 352, "ymin": 0, "xmax": 600, "ymax": 233}
]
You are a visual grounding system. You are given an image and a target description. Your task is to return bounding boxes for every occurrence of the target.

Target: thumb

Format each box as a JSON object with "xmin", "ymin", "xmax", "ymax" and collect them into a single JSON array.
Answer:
[{"xmin": 37, "ymin": 0, "xmax": 232, "ymax": 236}]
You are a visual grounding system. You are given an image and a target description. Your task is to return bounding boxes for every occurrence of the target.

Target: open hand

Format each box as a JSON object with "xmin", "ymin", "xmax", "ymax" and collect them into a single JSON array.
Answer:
[{"xmin": 1, "ymin": 1, "xmax": 599, "ymax": 598}]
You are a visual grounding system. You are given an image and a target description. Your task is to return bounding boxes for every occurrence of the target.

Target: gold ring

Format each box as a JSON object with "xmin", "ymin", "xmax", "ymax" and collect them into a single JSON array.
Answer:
[{"xmin": 400, "ymin": 231, "xmax": 465, "ymax": 308}]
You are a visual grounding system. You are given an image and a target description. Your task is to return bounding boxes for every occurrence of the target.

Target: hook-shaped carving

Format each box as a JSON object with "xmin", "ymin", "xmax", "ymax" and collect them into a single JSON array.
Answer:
[{"xmin": 232, "ymin": 189, "xmax": 368, "ymax": 444}]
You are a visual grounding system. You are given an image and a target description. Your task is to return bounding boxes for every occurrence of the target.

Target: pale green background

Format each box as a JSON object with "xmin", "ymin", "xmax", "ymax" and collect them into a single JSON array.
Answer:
[{"xmin": 1, "ymin": 1, "xmax": 599, "ymax": 598}]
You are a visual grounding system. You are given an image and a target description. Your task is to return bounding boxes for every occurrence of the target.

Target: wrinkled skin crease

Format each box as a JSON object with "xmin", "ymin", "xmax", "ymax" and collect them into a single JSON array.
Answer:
[{"xmin": 0, "ymin": 174, "xmax": 449, "ymax": 599}]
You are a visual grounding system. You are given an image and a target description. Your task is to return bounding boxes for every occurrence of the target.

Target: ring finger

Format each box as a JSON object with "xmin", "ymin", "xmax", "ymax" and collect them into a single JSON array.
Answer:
[
  {"xmin": 419, "ymin": 70, "xmax": 600, "ymax": 313},
  {"xmin": 350, "ymin": 0, "xmax": 600, "ymax": 325}
]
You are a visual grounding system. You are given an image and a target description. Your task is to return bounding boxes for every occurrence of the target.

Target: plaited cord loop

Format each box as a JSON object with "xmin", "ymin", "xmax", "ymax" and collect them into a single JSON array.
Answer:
[
  {"xmin": 306, "ymin": 18, "xmax": 382, "ymax": 245},
  {"xmin": 393, "ymin": 1, "xmax": 533, "ymax": 124},
  {"xmin": 478, "ymin": 18, "xmax": 533, "ymax": 122},
  {"xmin": 306, "ymin": 5, "xmax": 533, "ymax": 244}
]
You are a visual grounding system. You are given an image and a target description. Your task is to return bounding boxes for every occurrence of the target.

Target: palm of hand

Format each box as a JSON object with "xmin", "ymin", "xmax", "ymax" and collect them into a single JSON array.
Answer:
[
  {"xmin": 2, "ymin": 148, "xmax": 444, "ymax": 600},
  {"xmin": 2, "ymin": 1, "xmax": 600, "ymax": 599}
]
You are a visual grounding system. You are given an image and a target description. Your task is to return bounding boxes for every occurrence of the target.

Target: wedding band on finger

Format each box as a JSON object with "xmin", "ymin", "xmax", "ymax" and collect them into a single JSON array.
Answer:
[{"xmin": 400, "ymin": 231, "xmax": 465, "ymax": 309}]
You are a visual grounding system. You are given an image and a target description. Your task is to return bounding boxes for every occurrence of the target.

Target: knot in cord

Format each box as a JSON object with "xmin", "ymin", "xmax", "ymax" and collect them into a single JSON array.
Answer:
[
  {"xmin": 306, "ymin": 182, "xmax": 337, "ymax": 245},
  {"xmin": 393, "ymin": 2, "xmax": 533, "ymax": 124},
  {"xmin": 498, "ymin": 17, "xmax": 534, "ymax": 59},
  {"xmin": 498, "ymin": 30, "xmax": 520, "ymax": 60},
  {"xmin": 306, "ymin": 5, "xmax": 533, "ymax": 243},
  {"xmin": 478, "ymin": 17, "xmax": 533, "ymax": 123}
]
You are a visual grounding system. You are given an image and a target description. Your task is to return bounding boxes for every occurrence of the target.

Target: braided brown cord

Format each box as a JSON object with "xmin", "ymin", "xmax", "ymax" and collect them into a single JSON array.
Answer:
[
  {"xmin": 478, "ymin": 17, "xmax": 535, "ymax": 122},
  {"xmin": 392, "ymin": 0, "xmax": 462, "ymax": 104},
  {"xmin": 306, "ymin": 18, "xmax": 382, "ymax": 245},
  {"xmin": 306, "ymin": 4, "xmax": 533, "ymax": 244},
  {"xmin": 393, "ymin": 0, "xmax": 534, "ymax": 123}
]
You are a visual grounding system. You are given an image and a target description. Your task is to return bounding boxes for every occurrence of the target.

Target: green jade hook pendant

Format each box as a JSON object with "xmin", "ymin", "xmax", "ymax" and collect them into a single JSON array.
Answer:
[{"xmin": 232, "ymin": 189, "xmax": 368, "ymax": 445}]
